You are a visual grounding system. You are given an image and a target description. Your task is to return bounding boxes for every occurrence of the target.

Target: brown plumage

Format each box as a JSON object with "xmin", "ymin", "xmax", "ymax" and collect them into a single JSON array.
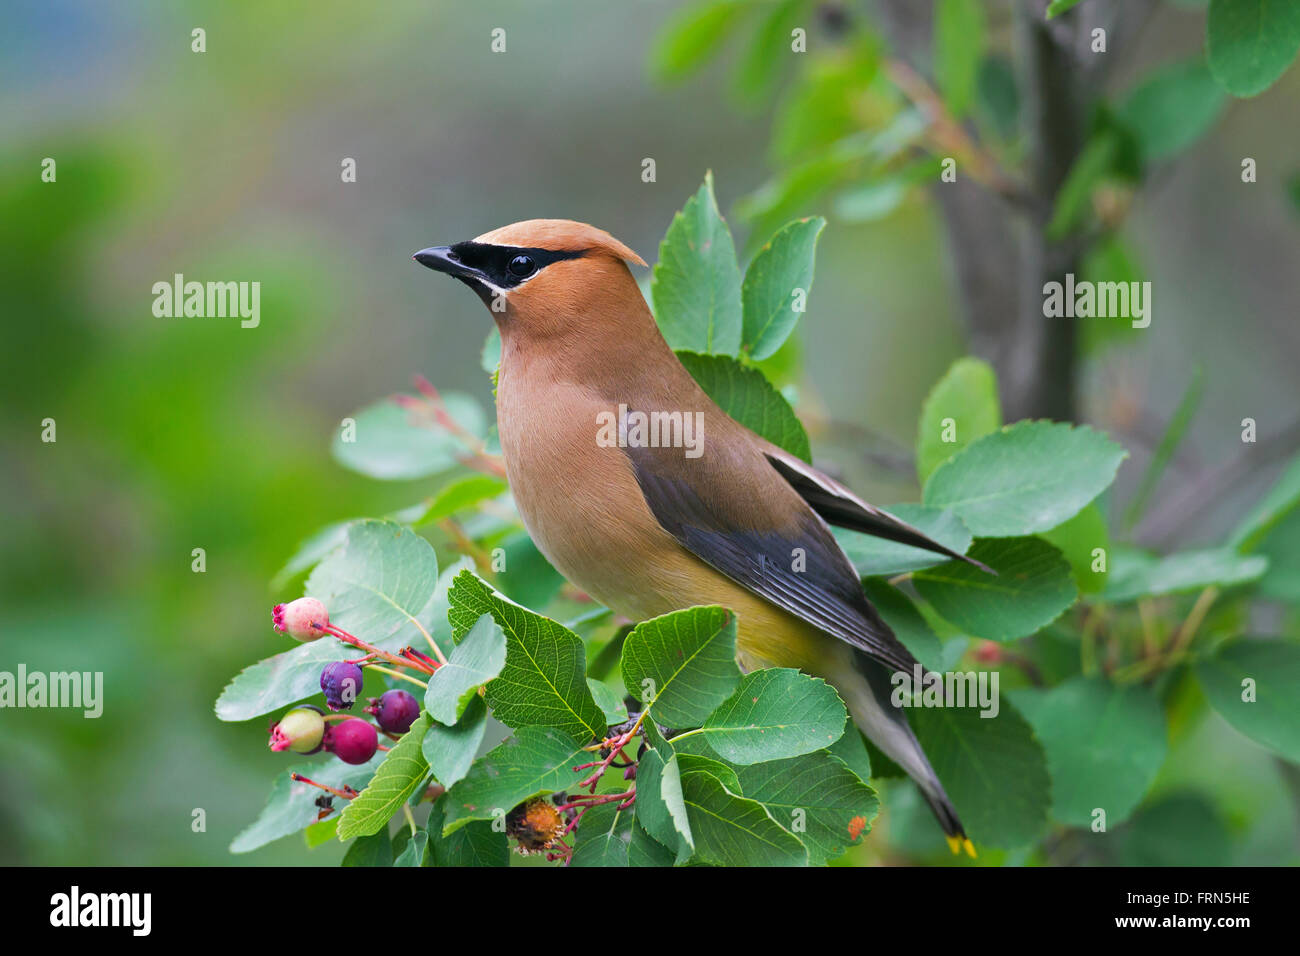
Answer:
[{"xmin": 414, "ymin": 219, "xmax": 979, "ymax": 853}]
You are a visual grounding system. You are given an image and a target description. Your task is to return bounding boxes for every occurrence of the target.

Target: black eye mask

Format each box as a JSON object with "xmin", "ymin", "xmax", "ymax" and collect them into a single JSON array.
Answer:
[{"xmin": 446, "ymin": 242, "xmax": 587, "ymax": 290}]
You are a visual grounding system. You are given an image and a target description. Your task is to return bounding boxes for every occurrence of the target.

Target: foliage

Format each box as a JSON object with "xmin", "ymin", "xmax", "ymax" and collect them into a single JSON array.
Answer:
[{"xmin": 220, "ymin": 169, "xmax": 1300, "ymax": 866}]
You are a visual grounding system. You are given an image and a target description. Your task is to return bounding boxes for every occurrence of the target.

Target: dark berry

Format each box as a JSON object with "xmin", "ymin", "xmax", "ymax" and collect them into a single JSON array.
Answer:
[
  {"xmin": 269, "ymin": 705, "xmax": 325, "ymax": 754},
  {"xmin": 325, "ymin": 718, "xmax": 378, "ymax": 765},
  {"xmin": 320, "ymin": 661, "xmax": 364, "ymax": 711},
  {"xmin": 366, "ymin": 689, "xmax": 420, "ymax": 734}
]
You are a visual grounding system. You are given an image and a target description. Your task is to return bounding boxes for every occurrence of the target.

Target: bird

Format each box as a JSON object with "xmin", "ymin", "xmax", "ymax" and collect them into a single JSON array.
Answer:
[{"xmin": 414, "ymin": 218, "xmax": 985, "ymax": 857}]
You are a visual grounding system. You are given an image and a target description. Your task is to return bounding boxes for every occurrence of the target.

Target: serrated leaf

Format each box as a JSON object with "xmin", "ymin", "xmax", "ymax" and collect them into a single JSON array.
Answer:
[
  {"xmin": 677, "ymin": 768, "xmax": 808, "ymax": 866},
  {"xmin": 736, "ymin": 751, "xmax": 879, "ymax": 864},
  {"xmin": 441, "ymin": 726, "xmax": 589, "ymax": 835},
  {"xmin": 740, "ymin": 216, "xmax": 825, "ymax": 360},
  {"xmin": 676, "ymin": 350, "xmax": 811, "ymax": 461},
  {"xmin": 914, "ymin": 537, "xmax": 1077, "ymax": 641},
  {"xmin": 628, "ymin": 819, "xmax": 677, "ymax": 866},
  {"xmin": 1195, "ymin": 637, "xmax": 1300, "ymax": 762},
  {"xmin": 911, "ymin": 699, "xmax": 1050, "ymax": 848},
  {"xmin": 217, "ymin": 520, "xmax": 439, "ymax": 722},
  {"xmin": 1011, "ymin": 676, "xmax": 1166, "ymax": 827},
  {"xmin": 635, "ymin": 746, "xmax": 691, "ymax": 863},
  {"xmin": 652, "ymin": 172, "xmax": 743, "ymax": 355},
  {"xmin": 447, "ymin": 571, "xmax": 607, "ymax": 743},
  {"xmin": 331, "ymin": 394, "xmax": 486, "ymax": 480},
  {"xmin": 834, "ymin": 504, "xmax": 974, "ymax": 577},
  {"xmin": 570, "ymin": 802, "xmax": 633, "ymax": 867},
  {"xmin": 696, "ymin": 669, "xmax": 847, "ymax": 764},
  {"xmin": 421, "ymin": 694, "xmax": 488, "ymax": 790},
  {"xmin": 1103, "ymin": 546, "xmax": 1268, "ymax": 602},
  {"xmin": 620, "ymin": 605, "xmax": 741, "ymax": 727},
  {"xmin": 923, "ymin": 421, "xmax": 1127, "ymax": 536},
  {"xmin": 424, "ymin": 614, "xmax": 507, "ymax": 724},
  {"xmin": 1207, "ymin": 0, "xmax": 1300, "ymax": 98},
  {"xmin": 337, "ymin": 713, "xmax": 432, "ymax": 840},
  {"xmin": 916, "ymin": 357, "xmax": 1001, "ymax": 484},
  {"xmin": 230, "ymin": 754, "xmax": 382, "ymax": 853}
]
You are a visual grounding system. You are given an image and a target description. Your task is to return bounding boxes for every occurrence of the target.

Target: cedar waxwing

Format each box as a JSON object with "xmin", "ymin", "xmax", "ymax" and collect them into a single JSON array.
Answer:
[{"xmin": 414, "ymin": 219, "xmax": 984, "ymax": 856}]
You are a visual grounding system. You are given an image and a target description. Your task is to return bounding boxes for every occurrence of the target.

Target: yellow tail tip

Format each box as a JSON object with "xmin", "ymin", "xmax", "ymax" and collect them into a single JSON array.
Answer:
[
  {"xmin": 962, "ymin": 838, "xmax": 977, "ymax": 858},
  {"xmin": 945, "ymin": 835, "xmax": 961, "ymax": 855}
]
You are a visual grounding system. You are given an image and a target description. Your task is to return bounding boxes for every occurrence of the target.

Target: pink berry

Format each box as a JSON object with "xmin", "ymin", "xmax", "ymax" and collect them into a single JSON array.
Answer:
[
  {"xmin": 325, "ymin": 718, "xmax": 378, "ymax": 765},
  {"xmin": 273, "ymin": 597, "xmax": 329, "ymax": 642}
]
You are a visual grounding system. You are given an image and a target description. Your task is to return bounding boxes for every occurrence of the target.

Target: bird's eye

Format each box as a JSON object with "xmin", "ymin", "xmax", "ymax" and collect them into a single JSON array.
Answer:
[{"xmin": 507, "ymin": 255, "xmax": 536, "ymax": 278}]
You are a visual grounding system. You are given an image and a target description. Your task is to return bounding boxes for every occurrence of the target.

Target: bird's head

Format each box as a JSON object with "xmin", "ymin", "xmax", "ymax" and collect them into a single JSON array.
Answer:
[{"xmin": 413, "ymin": 219, "xmax": 648, "ymax": 342}]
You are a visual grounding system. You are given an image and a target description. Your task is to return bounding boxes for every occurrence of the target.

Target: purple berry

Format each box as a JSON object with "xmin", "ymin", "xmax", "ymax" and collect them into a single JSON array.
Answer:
[
  {"xmin": 325, "ymin": 718, "xmax": 378, "ymax": 765},
  {"xmin": 320, "ymin": 661, "xmax": 365, "ymax": 711},
  {"xmin": 367, "ymin": 689, "xmax": 420, "ymax": 734}
]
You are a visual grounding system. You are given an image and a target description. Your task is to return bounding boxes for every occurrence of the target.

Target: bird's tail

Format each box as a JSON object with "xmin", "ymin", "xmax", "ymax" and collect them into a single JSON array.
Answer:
[{"xmin": 842, "ymin": 651, "xmax": 976, "ymax": 858}]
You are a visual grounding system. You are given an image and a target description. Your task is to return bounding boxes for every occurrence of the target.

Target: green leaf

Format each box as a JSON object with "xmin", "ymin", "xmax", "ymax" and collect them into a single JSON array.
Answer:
[
  {"xmin": 570, "ymin": 802, "xmax": 633, "ymax": 867},
  {"xmin": 424, "ymin": 614, "xmax": 507, "ymax": 725},
  {"xmin": 914, "ymin": 537, "xmax": 1077, "ymax": 641},
  {"xmin": 421, "ymin": 694, "xmax": 488, "ymax": 789},
  {"xmin": 1011, "ymin": 676, "xmax": 1166, "ymax": 827},
  {"xmin": 934, "ymin": 0, "xmax": 987, "ymax": 116},
  {"xmin": 1207, "ymin": 0, "xmax": 1300, "ymax": 97},
  {"xmin": 494, "ymin": 530, "xmax": 566, "ymax": 610},
  {"xmin": 588, "ymin": 679, "xmax": 629, "ymax": 725},
  {"xmin": 911, "ymin": 700, "xmax": 1050, "ymax": 848},
  {"xmin": 916, "ymin": 357, "xmax": 1002, "ymax": 484},
  {"xmin": 303, "ymin": 815, "xmax": 339, "ymax": 848},
  {"xmin": 740, "ymin": 216, "xmax": 825, "ymax": 360},
  {"xmin": 862, "ymin": 579, "xmax": 943, "ymax": 670},
  {"xmin": 923, "ymin": 421, "xmax": 1127, "ymax": 537},
  {"xmin": 1230, "ymin": 452, "xmax": 1300, "ymax": 552},
  {"xmin": 828, "ymin": 718, "xmax": 874, "ymax": 784},
  {"xmin": 1041, "ymin": 501, "xmax": 1110, "ymax": 594},
  {"xmin": 1117, "ymin": 793, "xmax": 1232, "ymax": 866},
  {"xmin": 677, "ymin": 767, "xmax": 808, "ymax": 866},
  {"xmin": 441, "ymin": 726, "xmax": 589, "ymax": 834},
  {"xmin": 628, "ymin": 820, "xmax": 677, "ymax": 866},
  {"xmin": 216, "ymin": 520, "xmax": 439, "ymax": 722},
  {"xmin": 1046, "ymin": 0, "xmax": 1085, "ymax": 17},
  {"xmin": 1195, "ymin": 637, "xmax": 1300, "ymax": 762},
  {"xmin": 1117, "ymin": 60, "xmax": 1225, "ymax": 162},
  {"xmin": 447, "ymin": 571, "xmax": 607, "ymax": 743},
  {"xmin": 1257, "ymin": 509, "xmax": 1300, "ymax": 602},
  {"xmin": 230, "ymin": 755, "xmax": 382, "ymax": 853},
  {"xmin": 337, "ymin": 713, "xmax": 433, "ymax": 840},
  {"xmin": 1123, "ymin": 367, "xmax": 1203, "ymax": 530},
  {"xmin": 481, "ymin": 326, "xmax": 501, "ymax": 375},
  {"xmin": 620, "ymin": 605, "xmax": 741, "ymax": 727},
  {"xmin": 270, "ymin": 519, "xmax": 349, "ymax": 591},
  {"xmin": 834, "ymin": 504, "xmax": 974, "ymax": 577},
  {"xmin": 341, "ymin": 830, "xmax": 394, "ymax": 867},
  {"xmin": 652, "ymin": 172, "xmax": 743, "ymax": 355},
  {"xmin": 696, "ymin": 669, "xmax": 847, "ymax": 764},
  {"xmin": 736, "ymin": 751, "xmax": 879, "ymax": 864},
  {"xmin": 413, "ymin": 475, "xmax": 509, "ymax": 527},
  {"xmin": 732, "ymin": 0, "xmax": 802, "ymax": 103},
  {"xmin": 1046, "ymin": 130, "xmax": 1120, "ymax": 239},
  {"xmin": 1103, "ymin": 546, "xmax": 1268, "ymax": 602},
  {"xmin": 650, "ymin": 0, "xmax": 741, "ymax": 81},
  {"xmin": 675, "ymin": 350, "xmax": 811, "ymax": 460},
  {"xmin": 426, "ymin": 797, "xmax": 509, "ymax": 866},
  {"xmin": 331, "ymin": 395, "xmax": 486, "ymax": 480},
  {"xmin": 306, "ymin": 519, "xmax": 440, "ymax": 647},
  {"xmin": 635, "ymin": 747, "xmax": 691, "ymax": 862},
  {"xmin": 393, "ymin": 829, "xmax": 429, "ymax": 867}
]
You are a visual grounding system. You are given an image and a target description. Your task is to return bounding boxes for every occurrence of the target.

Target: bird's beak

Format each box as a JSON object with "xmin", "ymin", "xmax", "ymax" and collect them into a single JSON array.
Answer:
[{"xmin": 412, "ymin": 245, "xmax": 481, "ymax": 282}]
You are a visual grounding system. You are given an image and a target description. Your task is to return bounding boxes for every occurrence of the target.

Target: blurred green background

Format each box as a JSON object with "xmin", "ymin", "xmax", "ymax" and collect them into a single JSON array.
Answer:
[{"xmin": 1, "ymin": 0, "xmax": 1297, "ymax": 865}]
